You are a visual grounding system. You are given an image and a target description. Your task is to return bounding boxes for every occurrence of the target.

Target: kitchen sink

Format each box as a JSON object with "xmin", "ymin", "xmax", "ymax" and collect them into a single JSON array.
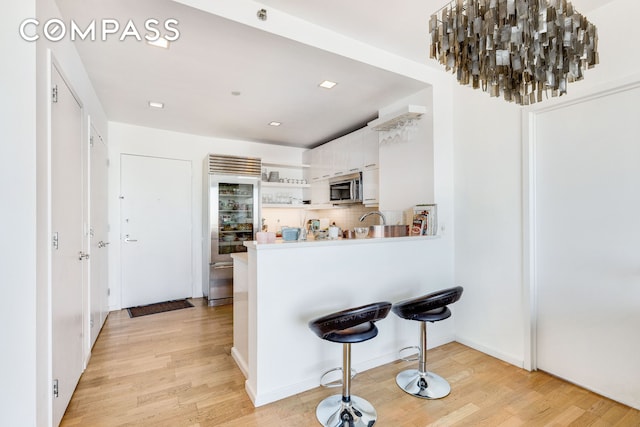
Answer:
[{"xmin": 369, "ymin": 224, "xmax": 409, "ymax": 238}]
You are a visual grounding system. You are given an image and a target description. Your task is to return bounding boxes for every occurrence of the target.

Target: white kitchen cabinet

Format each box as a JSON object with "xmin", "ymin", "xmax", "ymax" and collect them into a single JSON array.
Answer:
[
  {"xmin": 331, "ymin": 134, "xmax": 348, "ymax": 177},
  {"xmin": 308, "ymin": 126, "xmax": 379, "ymax": 205},
  {"xmin": 310, "ymin": 144, "xmax": 332, "ymax": 182},
  {"xmin": 362, "ymin": 167, "xmax": 379, "ymax": 206},
  {"xmin": 362, "ymin": 127, "xmax": 379, "ymax": 169},
  {"xmin": 321, "ymin": 143, "xmax": 335, "ymax": 179},
  {"xmin": 310, "ymin": 148, "xmax": 321, "ymax": 182},
  {"xmin": 328, "ymin": 129, "xmax": 367, "ymax": 178},
  {"xmin": 345, "ymin": 128, "xmax": 364, "ymax": 173},
  {"xmin": 310, "ymin": 179, "xmax": 330, "ymax": 205}
]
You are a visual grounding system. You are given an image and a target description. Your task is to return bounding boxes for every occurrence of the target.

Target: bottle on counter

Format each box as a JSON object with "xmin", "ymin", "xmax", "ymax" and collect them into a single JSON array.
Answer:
[
  {"xmin": 328, "ymin": 222, "xmax": 341, "ymax": 239},
  {"xmin": 298, "ymin": 226, "xmax": 307, "ymax": 241}
]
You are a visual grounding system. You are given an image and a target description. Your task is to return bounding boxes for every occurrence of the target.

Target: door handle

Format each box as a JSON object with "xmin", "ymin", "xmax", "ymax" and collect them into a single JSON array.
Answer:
[
  {"xmin": 78, "ymin": 251, "xmax": 90, "ymax": 261},
  {"xmin": 124, "ymin": 234, "xmax": 138, "ymax": 243},
  {"xmin": 97, "ymin": 241, "xmax": 110, "ymax": 248},
  {"xmin": 211, "ymin": 262, "xmax": 233, "ymax": 269}
]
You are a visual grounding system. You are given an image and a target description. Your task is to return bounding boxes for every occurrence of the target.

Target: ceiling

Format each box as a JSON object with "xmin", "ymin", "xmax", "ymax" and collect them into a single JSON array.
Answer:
[
  {"xmin": 55, "ymin": 0, "xmax": 613, "ymax": 149},
  {"xmin": 260, "ymin": 0, "xmax": 612, "ymax": 65}
]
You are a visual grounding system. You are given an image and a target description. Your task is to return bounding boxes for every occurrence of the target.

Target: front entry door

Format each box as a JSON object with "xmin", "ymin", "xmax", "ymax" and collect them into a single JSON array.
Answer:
[
  {"xmin": 51, "ymin": 65, "xmax": 85, "ymax": 426},
  {"xmin": 120, "ymin": 154, "xmax": 192, "ymax": 308}
]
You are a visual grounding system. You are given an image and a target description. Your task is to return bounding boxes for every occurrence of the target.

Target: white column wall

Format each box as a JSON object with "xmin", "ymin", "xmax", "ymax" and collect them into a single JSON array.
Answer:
[
  {"xmin": 378, "ymin": 88, "xmax": 434, "ymax": 212},
  {"xmin": 452, "ymin": 88, "xmax": 524, "ymax": 366},
  {"xmin": 107, "ymin": 122, "xmax": 307, "ymax": 310},
  {"xmin": 1, "ymin": 2, "xmax": 37, "ymax": 424}
]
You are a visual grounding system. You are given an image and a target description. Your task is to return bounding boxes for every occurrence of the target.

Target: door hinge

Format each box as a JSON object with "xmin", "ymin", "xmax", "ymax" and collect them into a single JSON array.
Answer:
[
  {"xmin": 52, "ymin": 232, "xmax": 59, "ymax": 250},
  {"xmin": 53, "ymin": 379, "xmax": 59, "ymax": 398},
  {"xmin": 90, "ymin": 135, "xmax": 94, "ymax": 147},
  {"xmin": 107, "ymin": 288, "xmax": 110, "ymax": 296},
  {"xmin": 52, "ymin": 85, "xmax": 58, "ymax": 103},
  {"xmin": 106, "ymin": 158, "xmax": 110, "ymax": 167}
]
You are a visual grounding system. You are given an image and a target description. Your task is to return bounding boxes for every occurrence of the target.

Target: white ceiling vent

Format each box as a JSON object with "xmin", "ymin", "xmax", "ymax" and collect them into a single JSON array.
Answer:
[{"xmin": 367, "ymin": 105, "xmax": 427, "ymax": 131}]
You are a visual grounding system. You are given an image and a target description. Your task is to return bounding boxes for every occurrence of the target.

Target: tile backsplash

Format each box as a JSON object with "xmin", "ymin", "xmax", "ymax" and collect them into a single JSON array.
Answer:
[{"xmin": 262, "ymin": 205, "xmax": 404, "ymax": 233}]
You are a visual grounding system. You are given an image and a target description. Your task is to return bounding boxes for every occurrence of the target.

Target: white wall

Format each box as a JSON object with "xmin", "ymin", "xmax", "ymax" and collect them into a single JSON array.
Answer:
[
  {"xmin": 1, "ymin": 2, "xmax": 37, "ymax": 425},
  {"xmin": 453, "ymin": 0, "xmax": 640, "ymax": 368},
  {"xmin": 378, "ymin": 88, "xmax": 434, "ymax": 212},
  {"xmin": 33, "ymin": 0, "xmax": 109, "ymax": 424},
  {"xmin": 107, "ymin": 122, "xmax": 307, "ymax": 309},
  {"xmin": 3, "ymin": 0, "xmax": 108, "ymax": 424},
  {"xmin": 452, "ymin": 88, "xmax": 524, "ymax": 366}
]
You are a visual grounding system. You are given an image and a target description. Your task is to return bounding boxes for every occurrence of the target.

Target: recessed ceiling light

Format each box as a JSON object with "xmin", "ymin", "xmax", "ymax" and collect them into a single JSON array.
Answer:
[
  {"xmin": 148, "ymin": 101, "xmax": 164, "ymax": 109},
  {"xmin": 147, "ymin": 37, "xmax": 170, "ymax": 49},
  {"xmin": 319, "ymin": 80, "xmax": 337, "ymax": 89},
  {"xmin": 269, "ymin": 121, "xmax": 282, "ymax": 127}
]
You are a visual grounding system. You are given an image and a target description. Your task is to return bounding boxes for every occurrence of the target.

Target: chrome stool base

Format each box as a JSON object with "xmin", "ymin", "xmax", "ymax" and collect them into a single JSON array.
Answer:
[
  {"xmin": 395, "ymin": 369, "xmax": 451, "ymax": 399},
  {"xmin": 316, "ymin": 395, "xmax": 377, "ymax": 427}
]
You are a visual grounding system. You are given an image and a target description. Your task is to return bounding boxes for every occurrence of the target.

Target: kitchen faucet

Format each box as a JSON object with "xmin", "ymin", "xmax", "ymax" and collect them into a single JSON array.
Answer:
[{"xmin": 359, "ymin": 211, "xmax": 386, "ymax": 225}]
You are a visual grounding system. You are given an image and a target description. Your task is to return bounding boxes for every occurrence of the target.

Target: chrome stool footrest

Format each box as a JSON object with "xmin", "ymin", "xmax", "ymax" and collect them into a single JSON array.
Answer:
[
  {"xmin": 319, "ymin": 367, "xmax": 358, "ymax": 388},
  {"xmin": 398, "ymin": 345, "xmax": 421, "ymax": 362},
  {"xmin": 316, "ymin": 394, "xmax": 377, "ymax": 427}
]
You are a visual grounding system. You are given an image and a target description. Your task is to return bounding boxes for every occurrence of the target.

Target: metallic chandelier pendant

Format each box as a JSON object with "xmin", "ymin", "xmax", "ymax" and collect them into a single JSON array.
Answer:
[{"xmin": 429, "ymin": 0, "xmax": 599, "ymax": 105}]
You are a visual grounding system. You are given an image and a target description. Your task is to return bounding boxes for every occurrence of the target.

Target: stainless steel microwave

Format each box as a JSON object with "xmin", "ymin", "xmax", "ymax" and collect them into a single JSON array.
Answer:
[{"xmin": 329, "ymin": 172, "xmax": 362, "ymax": 204}]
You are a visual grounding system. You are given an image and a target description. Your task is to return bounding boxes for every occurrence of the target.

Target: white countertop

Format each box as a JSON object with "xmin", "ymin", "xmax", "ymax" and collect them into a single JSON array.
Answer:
[{"xmin": 244, "ymin": 234, "xmax": 439, "ymax": 251}]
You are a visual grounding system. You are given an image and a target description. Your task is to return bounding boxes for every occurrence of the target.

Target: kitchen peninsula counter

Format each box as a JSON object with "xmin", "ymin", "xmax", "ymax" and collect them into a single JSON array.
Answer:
[
  {"xmin": 247, "ymin": 233, "xmax": 438, "ymax": 249},
  {"xmin": 231, "ymin": 234, "xmax": 454, "ymax": 407}
]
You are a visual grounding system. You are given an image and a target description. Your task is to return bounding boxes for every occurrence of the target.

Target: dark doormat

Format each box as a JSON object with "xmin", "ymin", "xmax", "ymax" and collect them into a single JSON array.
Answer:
[{"xmin": 127, "ymin": 299, "xmax": 194, "ymax": 318}]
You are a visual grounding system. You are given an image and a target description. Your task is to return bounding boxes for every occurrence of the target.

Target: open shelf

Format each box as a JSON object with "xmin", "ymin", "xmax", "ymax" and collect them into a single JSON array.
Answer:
[
  {"xmin": 262, "ymin": 161, "xmax": 310, "ymax": 169},
  {"xmin": 262, "ymin": 182, "xmax": 310, "ymax": 189},
  {"xmin": 262, "ymin": 204, "xmax": 306, "ymax": 209}
]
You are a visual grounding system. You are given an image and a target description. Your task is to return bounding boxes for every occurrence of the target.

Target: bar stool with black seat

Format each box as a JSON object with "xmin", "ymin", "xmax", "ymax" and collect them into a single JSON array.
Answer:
[
  {"xmin": 308, "ymin": 301, "xmax": 392, "ymax": 427},
  {"xmin": 392, "ymin": 286, "xmax": 463, "ymax": 399}
]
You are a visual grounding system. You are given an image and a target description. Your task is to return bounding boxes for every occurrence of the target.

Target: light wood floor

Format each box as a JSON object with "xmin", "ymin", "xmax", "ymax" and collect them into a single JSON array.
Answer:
[{"xmin": 62, "ymin": 298, "xmax": 639, "ymax": 426}]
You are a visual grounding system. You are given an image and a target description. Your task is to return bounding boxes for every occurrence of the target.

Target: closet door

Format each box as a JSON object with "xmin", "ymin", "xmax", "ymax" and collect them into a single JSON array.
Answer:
[
  {"xmin": 51, "ymin": 65, "xmax": 86, "ymax": 426},
  {"xmin": 89, "ymin": 123, "xmax": 109, "ymax": 348},
  {"xmin": 534, "ymin": 84, "xmax": 640, "ymax": 409}
]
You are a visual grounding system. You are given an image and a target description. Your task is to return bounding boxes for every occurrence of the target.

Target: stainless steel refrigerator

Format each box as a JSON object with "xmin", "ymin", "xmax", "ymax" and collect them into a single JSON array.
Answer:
[{"xmin": 203, "ymin": 154, "xmax": 261, "ymax": 306}]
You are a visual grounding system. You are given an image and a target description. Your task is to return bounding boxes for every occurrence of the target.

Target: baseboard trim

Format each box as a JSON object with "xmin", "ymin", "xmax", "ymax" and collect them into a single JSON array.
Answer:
[
  {"xmin": 454, "ymin": 335, "xmax": 525, "ymax": 369},
  {"xmin": 248, "ymin": 334, "xmax": 457, "ymax": 407},
  {"xmin": 230, "ymin": 347, "xmax": 249, "ymax": 379}
]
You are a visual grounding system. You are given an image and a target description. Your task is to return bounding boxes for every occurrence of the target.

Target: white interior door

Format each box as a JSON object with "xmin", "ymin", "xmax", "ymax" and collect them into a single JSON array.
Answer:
[
  {"xmin": 89, "ymin": 124, "xmax": 109, "ymax": 347},
  {"xmin": 51, "ymin": 65, "xmax": 85, "ymax": 426},
  {"xmin": 120, "ymin": 154, "xmax": 192, "ymax": 308},
  {"xmin": 534, "ymin": 85, "xmax": 640, "ymax": 409}
]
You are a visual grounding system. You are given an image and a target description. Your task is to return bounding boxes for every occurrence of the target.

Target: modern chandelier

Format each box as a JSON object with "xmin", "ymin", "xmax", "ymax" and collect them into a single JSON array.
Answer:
[{"xmin": 429, "ymin": 0, "xmax": 599, "ymax": 105}]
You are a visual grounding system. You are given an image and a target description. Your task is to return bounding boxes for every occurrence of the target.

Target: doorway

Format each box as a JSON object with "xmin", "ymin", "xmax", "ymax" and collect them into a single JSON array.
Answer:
[{"xmin": 120, "ymin": 154, "xmax": 192, "ymax": 308}]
